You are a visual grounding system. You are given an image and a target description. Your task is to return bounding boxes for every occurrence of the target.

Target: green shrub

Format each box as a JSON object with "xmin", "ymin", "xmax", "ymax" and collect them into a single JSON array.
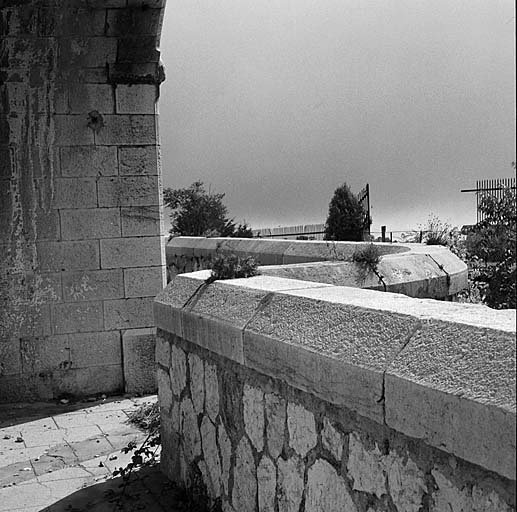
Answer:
[
  {"xmin": 206, "ymin": 254, "xmax": 260, "ymax": 284},
  {"xmin": 352, "ymin": 244, "xmax": 381, "ymax": 273}
]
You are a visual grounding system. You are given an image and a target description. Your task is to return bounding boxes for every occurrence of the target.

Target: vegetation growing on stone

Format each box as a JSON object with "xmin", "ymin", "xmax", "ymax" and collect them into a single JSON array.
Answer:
[
  {"xmin": 352, "ymin": 243, "xmax": 381, "ymax": 273},
  {"xmin": 206, "ymin": 254, "xmax": 260, "ymax": 284}
]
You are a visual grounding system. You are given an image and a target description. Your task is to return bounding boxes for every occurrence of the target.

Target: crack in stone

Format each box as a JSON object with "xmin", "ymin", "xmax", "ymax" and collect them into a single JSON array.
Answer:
[
  {"xmin": 377, "ymin": 321, "xmax": 423, "ymax": 426},
  {"xmin": 427, "ymin": 254, "xmax": 451, "ymax": 289}
]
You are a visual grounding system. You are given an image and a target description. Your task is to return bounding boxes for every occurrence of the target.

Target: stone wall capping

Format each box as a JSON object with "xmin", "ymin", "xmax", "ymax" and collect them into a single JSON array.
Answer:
[{"xmin": 154, "ymin": 273, "xmax": 516, "ymax": 481}]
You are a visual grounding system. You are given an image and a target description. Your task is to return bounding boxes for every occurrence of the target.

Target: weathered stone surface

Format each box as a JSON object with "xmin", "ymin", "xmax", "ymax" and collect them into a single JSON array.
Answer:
[
  {"xmin": 321, "ymin": 417, "xmax": 343, "ymax": 462},
  {"xmin": 116, "ymin": 84, "xmax": 157, "ymax": 114},
  {"xmin": 52, "ymin": 178, "xmax": 97, "ymax": 209},
  {"xmin": 189, "ymin": 353, "xmax": 205, "ymax": 414},
  {"xmin": 205, "ymin": 362, "xmax": 220, "ymax": 423},
  {"xmin": 119, "ymin": 146, "xmax": 158, "ymax": 175},
  {"xmin": 122, "ymin": 327, "xmax": 156, "ymax": 394},
  {"xmin": 104, "ymin": 297, "xmax": 154, "ymax": 330},
  {"xmin": 157, "ymin": 368, "xmax": 172, "ymax": 412},
  {"xmin": 385, "ymin": 451, "xmax": 426, "ymax": 512},
  {"xmin": 180, "ymin": 397, "xmax": 201, "ymax": 461},
  {"xmin": 257, "ymin": 455, "xmax": 276, "ymax": 512},
  {"xmin": 277, "ymin": 456, "xmax": 304, "ymax": 512},
  {"xmin": 306, "ymin": 459, "xmax": 357, "ymax": 512},
  {"xmin": 218, "ymin": 421, "xmax": 232, "ymax": 496},
  {"xmin": 287, "ymin": 401, "xmax": 317, "ymax": 458},
  {"xmin": 243, "ymin": 384, "xmax": 265, "ymax": 452},
  {"xmin": 170, "ymin": 344, "xmax": 187, "ymax": 397},
  {"xmin": 51, "ymin": 301, "xmax": 104, "ymax": 334},
  {"xmin": 155, "ymin": 335, "xmax": 170, "ymax": 366},
  {"xmin": 232, "ymin": 437, "xmax": 257, "ymax": 512},
  {"xmin": 121, "ymin": 206, "xmax": 162, "ymax": 236},
  {"xmin": 97, "ymin": 176, "xmax": 161, "ymax": 207},
  {"xmin": 123, "ymin": 266, "xmax": 165, "ymax": 298},
  {"xmin": 347, "ymin": 432, "xmax": 386, "ymax": 498},
  {"xmin": 100, "ymin": 236, "xmax": 163, "ymax": 268},
  {"xmin": 60, "ymin": 146, "xmax": 117, "ymax": 177},
  {"xmin": 265, "ymin": 392, "xmax": 286, "ymax": 459},
  {"xmin": 431, "ymin": 468, "xmax": 513, "ymax": 512},
  {"xmin": 200, "ymin": 415, "xmax": 222, "ymax": 498},
  {"xmin": 62, "ymin": 269, "xmax": 123, "ymax": 301}
]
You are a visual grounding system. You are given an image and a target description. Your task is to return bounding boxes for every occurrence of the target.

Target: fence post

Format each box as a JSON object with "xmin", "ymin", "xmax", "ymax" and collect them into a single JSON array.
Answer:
[
  {"xmin": 390, "ymin": 231, "xmax": 393, "ymax": 243},
  {"xmin": 419, "ymin": 230, "xmax": 423, "ymax": 243},
  {"xmin": 381, "ymin": 226, "xmax": 386, "ymax": 242}
]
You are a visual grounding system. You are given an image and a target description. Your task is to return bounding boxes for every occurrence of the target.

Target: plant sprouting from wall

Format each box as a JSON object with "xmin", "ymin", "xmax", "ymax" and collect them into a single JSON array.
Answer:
[
  {"xmin": 352, "ymin": 243, "xmax": 381, "ymax": 274},
  {"xmin": 206, "ymin": 254, "xmax": 260, "ymax": 284}
]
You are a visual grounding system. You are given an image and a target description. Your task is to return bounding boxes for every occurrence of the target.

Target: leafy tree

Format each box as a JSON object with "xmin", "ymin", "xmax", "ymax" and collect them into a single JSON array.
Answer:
[
  {"xmin": 324, "ymin": 183, "xmax": 366, "ymax": 241},
  {"xmin": 163, "ymin": 181, "xmax": 252, "ymax": 237},
  {"xmin": 466, "ymin": 187, "xmax": 516, "ymax": 309}
]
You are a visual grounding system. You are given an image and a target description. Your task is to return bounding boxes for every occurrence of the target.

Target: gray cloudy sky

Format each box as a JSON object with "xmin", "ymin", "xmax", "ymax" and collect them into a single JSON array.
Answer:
[{"xmin": 158, "ymin": 0, "xmax": 515, "ymax": 232}]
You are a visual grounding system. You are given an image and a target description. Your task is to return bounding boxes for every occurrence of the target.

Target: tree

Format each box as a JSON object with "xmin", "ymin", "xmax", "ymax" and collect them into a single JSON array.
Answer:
[
  {"xmin": 324, "ymin": 183, "xmax": 366, "ymax": 241},
  {"xmin": 163, "ymin": 181, "xmax": 252, "ymax": 237},
  {"xmin": 466, "ymin": 187, "xmax": 516, "ymax": 309}
]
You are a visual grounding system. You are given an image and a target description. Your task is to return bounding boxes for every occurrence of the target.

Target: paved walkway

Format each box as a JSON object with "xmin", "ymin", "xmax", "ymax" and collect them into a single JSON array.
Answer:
[{"xmin": 0, "ymin": 395, "xmax": 179, "ymax": 512}]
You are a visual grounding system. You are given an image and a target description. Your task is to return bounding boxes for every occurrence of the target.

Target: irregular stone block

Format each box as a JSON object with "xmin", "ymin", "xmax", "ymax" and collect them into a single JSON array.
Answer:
[
  {"xmin": 157, "ymin": 368, "xmax": 172, "ymax": 412},
  {"xmin": 170, "ymin": 344, "xmax": 186, "ymax": 397},
  {"xmin": 277, "ymin": 455, "xmax": 304, "ymax": 512},
  {"xmin": 200, "ymin": 415, "xmax": 222, "ymax": 498},
  {"xmin": 257, "ymin": 455, "xmax": 276, "ymax": 512},
  {"xmin": 189, "ymin": 352, "xmax": 205, "ymax": 414},
  {"xmin": 155, "ymin": 334, "xmax": 170, "ymax": 367},
  {"xmin": 218, "ymin": 420, "xmax": 232, "ymax": 496},
  {"xmin": 243, "ymin": 384, "xmax": 264, "ymax": 452},
  {"xmin": 265, "ymin": 392, "xmax": 286, "ymax": 459},
  {"xmin": 205, "ymin": 362, "xmax": 220, "ymax": 423},
  {"xmin": 180, "ymin": 397, "xmax": 201, "ymax": 461},
  {"xmin": 321, "ymin": 417, "xmax": 343, "ymax": 462},
  {"xmin": 287, "ymin": 401, "xmax": 317, "ymax": 458},
  {"xmin": 306, "ymin": 459, "xmax": 357, "ymax": 512},
  {"xmin": 232, "ymin": 437, "xmax": 256, "ymax": 512}
]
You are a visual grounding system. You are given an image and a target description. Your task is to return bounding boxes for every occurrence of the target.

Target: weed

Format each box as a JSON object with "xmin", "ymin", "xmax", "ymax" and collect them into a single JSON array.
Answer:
[
  {"xmin": 352, "ymin": 244, "xmax": 381, "ymax": 273},
  {"xmin": 206, "ymin": 254, "xmax": 260, "ymax": 284}
]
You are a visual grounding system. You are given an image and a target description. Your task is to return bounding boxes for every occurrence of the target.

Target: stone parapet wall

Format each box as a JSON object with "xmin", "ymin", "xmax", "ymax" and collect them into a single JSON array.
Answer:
[
  {"xmin": 166, "ymin": 237, "xmax": 467, "ymax": 300},
  {"xmin": 154, "ymin": 272, "xmax": 516, "ymax": 511},
  {"xmin": 0, "ymin": 0, "xmax": 166, "ymax": 401}
]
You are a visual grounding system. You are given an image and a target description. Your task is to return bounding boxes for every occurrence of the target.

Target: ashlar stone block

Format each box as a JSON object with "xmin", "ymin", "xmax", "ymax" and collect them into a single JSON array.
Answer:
[
  {"xmin": 60, "ymin": 146, "xmax": 117, "ymax": 177},
  {"xmin": 119, "ymin": 146, "xmax": 158, "ymax": 175},
  {"xmin": 287, "ymin": 401, "xmax": 317, "ymax": 458},
  {"xmin": 243, "ymin": 384, "xmax": 265, "ymax": 452},
  {"xmin": 94, "ymin": 115, "xmax": 156, "ymax": 145},
  {"xmin": 122, "ymin": 327, "xmax": 157, "ymax": 394},
  {"xmin": 52, "ymin": 178, "xmax": 97, "ymax": 209},
  {"xmin": 62, "ymin": 269, "xmax": 123, "ymax": 301},
  {"xmin": 116, "ymin": 84, "xmax": 157, "ymax": 114},
  {"xmin": 104, "ymin": 297, "xmax": 154, "ymax": 330},
  {"xmin": 60, "ymin": 208, "xmax": 121, "ymax": 240},
  {"xmin": 123, "ymin": 266, "xmax": 165, "ymax": 298},
  {"xmin": 97, "ymin": 176, "xmax": 160, "ymax": 207}
]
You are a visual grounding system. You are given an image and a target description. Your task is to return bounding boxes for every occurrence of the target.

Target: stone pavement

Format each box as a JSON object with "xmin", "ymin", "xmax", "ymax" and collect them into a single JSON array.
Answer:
[{"xmin": 0, "ymin": 395, "xmax": 180, "ymax": 512}]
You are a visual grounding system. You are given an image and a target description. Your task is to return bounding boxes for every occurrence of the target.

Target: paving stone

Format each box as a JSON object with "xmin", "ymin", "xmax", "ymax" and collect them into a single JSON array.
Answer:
[{"xmin": 68, "ymin": 436, "xmax": 114, "ymax": 461}]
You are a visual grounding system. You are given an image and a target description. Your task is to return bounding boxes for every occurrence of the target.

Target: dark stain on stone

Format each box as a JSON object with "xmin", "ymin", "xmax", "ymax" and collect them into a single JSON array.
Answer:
[{"xmin": 87, "ymin": 110, "xmax": 104, "ymax": 132}]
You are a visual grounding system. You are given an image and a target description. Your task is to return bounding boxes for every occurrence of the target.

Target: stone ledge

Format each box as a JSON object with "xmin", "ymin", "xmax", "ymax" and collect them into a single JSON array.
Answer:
[
  {"xmin": 166, "ymin": 237, "xmax": 468, "ymax": 299},
  {"xmin": 154, "ymin": 273, "xmax": 516, "ymax": 480}
]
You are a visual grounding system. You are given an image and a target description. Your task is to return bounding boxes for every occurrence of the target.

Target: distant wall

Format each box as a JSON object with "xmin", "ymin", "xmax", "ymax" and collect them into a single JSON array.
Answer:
[
  {"xmin": 166, "ymin": 237, "xmax": 468, "ymax": 300},
  {"xmin": 155, "ymin": 272, "xmax": 516, "ymax": 511},
  {"xmin": 0, "ymin": 1, "xmax": 167, "ymax": 401}
]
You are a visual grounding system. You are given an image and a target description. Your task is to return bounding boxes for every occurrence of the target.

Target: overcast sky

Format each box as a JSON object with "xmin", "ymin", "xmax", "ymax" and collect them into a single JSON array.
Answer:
[{"xmin": 158, "ymin": 0, "xmax": 515, "ymax": 232}]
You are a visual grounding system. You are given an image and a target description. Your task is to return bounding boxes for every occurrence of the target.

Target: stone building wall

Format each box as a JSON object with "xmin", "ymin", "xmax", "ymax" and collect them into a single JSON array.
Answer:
[
  {"xmin": 0, "ymin": 0, "xmax": 166, "ymax": 401},
  {"xmin": 155, "ymin": 271, "xmax": 516, "ymax": 512}
]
